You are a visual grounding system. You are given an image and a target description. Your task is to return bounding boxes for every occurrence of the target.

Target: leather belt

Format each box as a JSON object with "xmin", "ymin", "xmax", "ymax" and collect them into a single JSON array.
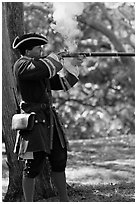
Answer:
[{"xmin": 20, "ymin": 101, "xmax": 50, "ymax": 112}]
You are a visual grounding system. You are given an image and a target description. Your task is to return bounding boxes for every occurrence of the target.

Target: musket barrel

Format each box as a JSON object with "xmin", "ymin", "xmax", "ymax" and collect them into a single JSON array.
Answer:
[
  {"xmin": 60, "ymin": 52, "xmax": 135, "ymax": 57},
  {"xmin": 41, "ymin": 52, "xmax": 135, "ymax": 58}
]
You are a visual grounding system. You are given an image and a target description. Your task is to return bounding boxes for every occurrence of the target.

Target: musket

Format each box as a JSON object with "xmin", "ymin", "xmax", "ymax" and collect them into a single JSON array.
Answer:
[{"xmin": 42, "ymin": 52, "xmax": 135, "ymax": 58}]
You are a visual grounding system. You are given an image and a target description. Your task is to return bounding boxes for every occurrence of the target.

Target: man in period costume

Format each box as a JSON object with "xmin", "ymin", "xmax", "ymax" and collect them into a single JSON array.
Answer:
[{"xmin": 12, "ymin": 33, "xmax": 79, "ymax": 201}]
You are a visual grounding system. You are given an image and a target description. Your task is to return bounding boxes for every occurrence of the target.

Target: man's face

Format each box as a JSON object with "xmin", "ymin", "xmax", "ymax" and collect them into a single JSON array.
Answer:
[{"xmin": 27, "ymin": 45, "xmax": 43, "ymax": 58}]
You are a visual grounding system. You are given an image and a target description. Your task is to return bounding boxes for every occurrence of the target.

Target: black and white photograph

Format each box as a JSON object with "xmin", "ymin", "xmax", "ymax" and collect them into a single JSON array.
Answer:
[{"xmin": 2, "ymin": 2, "xmax": 135, "ymax": 202}]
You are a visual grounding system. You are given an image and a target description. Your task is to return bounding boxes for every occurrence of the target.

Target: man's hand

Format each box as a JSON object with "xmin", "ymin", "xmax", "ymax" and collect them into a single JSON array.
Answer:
[
  {"xmin": 71, "ymin": 54, "xmax": 86, "ymax": 66},
  {"xmin": 57, "ymin": 50, "xmax": 69, "ymax": 61},
  {"xmin": 63, "ymin": 58, "xmax": 79, "ymax": 78},
  {"xmin": 57, "ymin": 51, "xmax": 86, "ymax": 78}
]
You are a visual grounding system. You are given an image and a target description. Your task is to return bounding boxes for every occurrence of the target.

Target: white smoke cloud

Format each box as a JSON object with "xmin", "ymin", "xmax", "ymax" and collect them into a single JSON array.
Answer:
[{"xmin": 51, "ymin": 2, "xmax": 84, "ymax": 51}]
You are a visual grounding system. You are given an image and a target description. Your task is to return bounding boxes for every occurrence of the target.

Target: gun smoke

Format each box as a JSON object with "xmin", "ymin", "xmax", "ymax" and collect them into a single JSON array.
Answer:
[{"xmin": 51, "ymin": 2, "xmax": 84, "ymax": 52}]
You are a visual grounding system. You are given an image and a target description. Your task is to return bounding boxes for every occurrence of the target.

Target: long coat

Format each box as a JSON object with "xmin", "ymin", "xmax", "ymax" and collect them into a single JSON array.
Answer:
[{"xmin": 13, "ymin": 54, "xmax": 78, "ymax": 158}]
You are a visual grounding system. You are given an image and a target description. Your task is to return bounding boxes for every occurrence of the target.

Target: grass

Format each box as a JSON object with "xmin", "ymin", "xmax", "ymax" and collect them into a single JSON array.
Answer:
[
  {"xmin": 66, "ymin": 134, "xmax": 135, "ymax": 186},
  {"xmin": 2, "ymin": 134, "xmax": 135, "ymax": 202}
]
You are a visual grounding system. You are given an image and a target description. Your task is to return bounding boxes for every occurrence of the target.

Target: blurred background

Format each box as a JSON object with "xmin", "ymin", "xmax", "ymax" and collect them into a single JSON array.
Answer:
[
  {"xmin": 2, "ymin": 2, "xmax": 135, "ymax": 201},
  {"xmin": 23, "ymin": 2, "xmax": 134, "ymax": 140}
]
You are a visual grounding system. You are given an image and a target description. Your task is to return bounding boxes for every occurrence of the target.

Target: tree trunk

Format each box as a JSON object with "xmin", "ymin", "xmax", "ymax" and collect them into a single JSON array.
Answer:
[{"xmin": 2, "ymin": 2, "xmax": 56, "ymax": 201}]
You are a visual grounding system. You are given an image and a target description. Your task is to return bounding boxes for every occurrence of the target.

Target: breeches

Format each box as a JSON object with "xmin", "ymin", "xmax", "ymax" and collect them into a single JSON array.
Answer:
[{"xmin": 23, "ymin": 128, "xmax": 67, "ymax": 178}]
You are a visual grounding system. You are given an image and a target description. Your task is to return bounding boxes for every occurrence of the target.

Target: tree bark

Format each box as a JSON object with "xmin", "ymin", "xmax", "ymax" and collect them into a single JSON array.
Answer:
[
  {"xmin": 2, "ymin": 2, "xmax": 56, "ymax": 201},
  {"xmin": 2, "ymin": 2, "xmax": 24, "ymax": 201}
]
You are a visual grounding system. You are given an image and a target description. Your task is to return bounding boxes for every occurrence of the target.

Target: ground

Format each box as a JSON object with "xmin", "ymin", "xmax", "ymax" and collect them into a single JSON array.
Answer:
[{"xmin": 2, "ymin": 134, "xmax": 135, "ymax": 202}]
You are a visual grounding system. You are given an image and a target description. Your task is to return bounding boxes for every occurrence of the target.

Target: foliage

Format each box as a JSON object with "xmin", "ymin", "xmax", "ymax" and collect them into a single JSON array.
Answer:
[{"xmin": 24, "ymin": 2, "xmax": 135, "ymax": 139}]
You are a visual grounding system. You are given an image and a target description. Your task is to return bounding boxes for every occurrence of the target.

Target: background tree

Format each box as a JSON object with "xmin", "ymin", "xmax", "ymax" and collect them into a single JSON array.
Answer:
[
  {"xmin": 2, "ymin": 2, "xmax": 57, "ymax": 201},
  {"xmin": 2, "ymin": 2, "xmax": 24, "ymax": 201}
]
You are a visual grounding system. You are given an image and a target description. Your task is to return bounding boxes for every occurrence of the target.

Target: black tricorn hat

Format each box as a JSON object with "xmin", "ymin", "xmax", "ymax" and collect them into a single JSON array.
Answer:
[{"xmin": 12, "ymin": 33, "xmax": 48, "ymax": 50}]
